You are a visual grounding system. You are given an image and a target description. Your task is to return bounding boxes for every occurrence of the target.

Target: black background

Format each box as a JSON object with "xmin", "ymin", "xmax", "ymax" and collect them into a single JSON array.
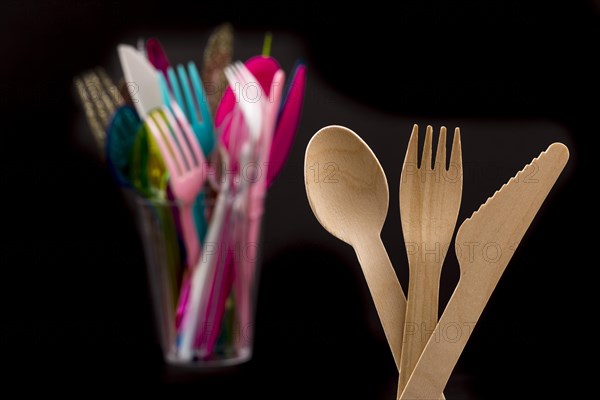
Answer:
[{"xmin": 1, "ymin": 1, "xmax": 592, "ymax": 397}]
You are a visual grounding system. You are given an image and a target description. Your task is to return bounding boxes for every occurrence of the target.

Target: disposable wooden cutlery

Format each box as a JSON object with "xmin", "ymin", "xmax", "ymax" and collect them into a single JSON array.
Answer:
[
  {"xmin": 399, "ymin": 142, "xmax": 569, "ymax": 399},
  {"xmin": 397, "ymin": 125, "xmax": 462, "ymax": 398},
  {"xmin": 304, "ymin": 125, "xmax": 407, "ymax": 369}
]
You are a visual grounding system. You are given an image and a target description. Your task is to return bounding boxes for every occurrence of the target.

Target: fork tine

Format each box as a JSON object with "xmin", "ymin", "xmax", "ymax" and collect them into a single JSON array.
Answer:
[
  {"xmin": 422, "ymin": 125, "xmax": 433, "ymax": 170},
  {"xmin": 450, "ymin": 127, "xmax": 462, "ymax": 170},
  {"xmin": 160, "ymin": 111, "xmax": 196, "ymax": 174},
  {"xmin": 168, "ymin": 67, "xmax": 186, "ymax": 117},
  {"xmin": 160, "ymin": 108, "xmax": 194, "ymax": 171},
  {"xmin": 166, "ymin": 102, "xmax": 205, "ymax": 168},
  {"xmin": 435, "ymin": 126, "xmax": 447, "ymax": 171},
  {"xmin": 233, "ymin": 62, "xmax": 263, "ymax": 137},
  {"xmin": 188, "ymin": 62, "xmax": 212, "ymax": 126},
  {"xmin": 404, "ymin": 124, "xmax": 419, "ymax": 168},
  {"xmin": 152, "ymin": 110, "xmax": 189, "ymax": 176},
  {"xmin": 146, "ymin": 113, "xmax": 183, "ymax": 177},
  {"xmin": 177, "ymin": 64, "xmax": 198, "ymax": 126}
]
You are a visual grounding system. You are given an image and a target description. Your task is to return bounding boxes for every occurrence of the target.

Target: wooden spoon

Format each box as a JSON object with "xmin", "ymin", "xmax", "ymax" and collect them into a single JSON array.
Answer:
[{"xmin": 304, "ymin": 125, "xmax": 406, "ymax": 369}]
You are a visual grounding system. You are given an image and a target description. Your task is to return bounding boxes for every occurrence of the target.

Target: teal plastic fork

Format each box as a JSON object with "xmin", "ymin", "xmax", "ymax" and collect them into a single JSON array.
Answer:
[{"xmin": 165, "ymin": 62, "xmax": 215, "ymax": 155}]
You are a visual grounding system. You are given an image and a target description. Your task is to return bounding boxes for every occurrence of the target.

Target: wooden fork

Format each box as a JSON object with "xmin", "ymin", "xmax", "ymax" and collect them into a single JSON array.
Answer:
[{"xmin": 398, "ymin": 125, "xmax": 462, "ymax": 398}]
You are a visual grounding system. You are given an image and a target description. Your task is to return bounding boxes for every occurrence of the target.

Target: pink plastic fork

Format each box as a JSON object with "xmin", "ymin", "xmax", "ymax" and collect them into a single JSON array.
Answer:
[{"xmin": 144, "ymin": 102, "xmax": 206, "ymax": 268}]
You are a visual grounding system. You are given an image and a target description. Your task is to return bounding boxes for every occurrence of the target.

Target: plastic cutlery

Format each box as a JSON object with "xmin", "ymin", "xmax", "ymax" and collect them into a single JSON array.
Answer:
[
  {"xmin": 146, "ymin": 38, "xmax": 171, "ymax": 81},
  {"xmin": 234, "ymin": 68, "xmax": 284, "ymax": 352},
  {"xmin": 162, "ymin": 63, "xmax": 215, "ymax": 155},
  {"xmin": 222, "ymin": 64, "xmax": 265, "ymax": 348},
  {"xmin": 159, "ymin": 63, "xmax": 214, "ymax": 245},
  {"xmin": 147, "ymin": 104, "xmax": 206, "ymax": 268},
  {"xmin": 129, "ymin": 122, "xmax": 181, "ymax": 353},
  {"xmin": 186, "ymin": 61, "xmax": 272, "ymax": 357},
  {"xmin": 201, "ymin": 66, "xmax": 285, "ymax": 357},
  {"xmin": 118, "ymin": 45, "xmax": 163, "ymax": 117},
  {"xmin": 215, "ymin": 56, "xmax": 305, "ymax": 187},
  {"xmin": 178, "ymin": 147, "xmax": 233, "ymax": 361},
  {"xmin": 304, "ymin": 125, "xmax": 407, "ymax": 370},
  {"xmin": 399, "ymin": 143, "xmax": 569, "ymax": 399},
  {"xmin": 267, "ymin": 62, "xmax": 306, "ymax": 185},
  {"xmin": 119, "ymin": 44, "xmax": 206, "ymax": 267},
  {"xmin": 105, "ymin": 105, "xmax": 141, "ymax": 187},
  {"xmin": 214, "ymin": 55, "xmax": 280, "ymax": 145},
  {"xmin": 192, "ymin": 109, "xmax": 248, "ymax": 357}
]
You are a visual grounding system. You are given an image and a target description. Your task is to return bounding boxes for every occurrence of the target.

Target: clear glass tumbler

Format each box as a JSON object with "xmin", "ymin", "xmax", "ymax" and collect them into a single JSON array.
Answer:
[{"xmin": 129, "ymin": 190, "xmax": 262, "ymax": 367}]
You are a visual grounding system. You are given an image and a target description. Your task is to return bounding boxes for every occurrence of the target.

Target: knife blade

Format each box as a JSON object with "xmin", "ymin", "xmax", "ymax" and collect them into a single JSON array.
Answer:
[{"xmin": 117, "ymin": 44, "xmax": 163, "ymax": 117}]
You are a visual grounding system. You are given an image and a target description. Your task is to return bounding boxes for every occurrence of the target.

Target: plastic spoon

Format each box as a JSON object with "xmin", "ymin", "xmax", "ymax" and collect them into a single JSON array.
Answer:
[
  {"xmin": 105, "ymin": 105, "xmax": 141, "ymax": 187},
  {"xmin": 146, "ymin": 38, "xmax": 171, "ymax": 84}
]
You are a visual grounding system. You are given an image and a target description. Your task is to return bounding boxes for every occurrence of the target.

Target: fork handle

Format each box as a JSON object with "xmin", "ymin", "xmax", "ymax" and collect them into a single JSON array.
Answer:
[
  {"xmin": 398, "ymin": 282, "xmax": 473, "ymax": 400},
  {"xmin": 397, "ymin": 257, "xmax": 446, "ymax": 400},
  {"xmin": 180, "ymin": 203, "xmax": 200, "ymax": 268},
  {"xmin": 172, "ymin": 205, "xmax": 201, "ymax": 329},
  {"xmin": 353, "ymin": 235, "xmax": 406, "ymax": 371}
]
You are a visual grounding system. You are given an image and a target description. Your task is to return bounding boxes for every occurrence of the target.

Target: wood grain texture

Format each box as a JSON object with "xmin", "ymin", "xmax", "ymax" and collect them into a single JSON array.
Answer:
[
  {"xmin": 397, "ymin": 125, "xmax": 462, "ymax": 399},
  {"xmin": 399, "ymin": 142, "xmax": 569, "ymax": 399},
  {"xmin": 304, "ymin": 125, "xmax": 406, "ymax": 370}
]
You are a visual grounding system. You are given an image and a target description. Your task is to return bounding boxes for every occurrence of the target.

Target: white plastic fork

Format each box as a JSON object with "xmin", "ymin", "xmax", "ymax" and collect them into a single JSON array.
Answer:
[
  {"xmin": 223, "ymin": 62, "xmax": 265, "ymax": 215},
  {"xmin": 224, "ymin": 62, "xmax": 264, "ymax": 147},
  {"xmin": 144, "ymin": 102, "xmax": 207, "ymax": 267},
  {"xmin": 223, "ymin": 62, "xmax": 269, "ymax": 355}
]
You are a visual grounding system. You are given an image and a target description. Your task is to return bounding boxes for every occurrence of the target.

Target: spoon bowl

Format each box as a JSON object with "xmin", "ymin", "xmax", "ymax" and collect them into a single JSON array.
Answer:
[{"xmin": 304, "ymin": 125, "xmax": 388, "ymax": 245}]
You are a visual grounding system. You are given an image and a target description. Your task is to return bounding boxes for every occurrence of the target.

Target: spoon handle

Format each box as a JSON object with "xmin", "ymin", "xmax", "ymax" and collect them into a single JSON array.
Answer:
[{"xmin": 353, "ymin": 235, "xmax": 406, "ymax": 370}]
